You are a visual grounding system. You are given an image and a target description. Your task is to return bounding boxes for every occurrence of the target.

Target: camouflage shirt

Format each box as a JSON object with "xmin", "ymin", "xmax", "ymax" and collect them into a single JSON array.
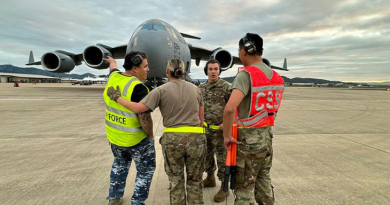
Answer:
[{"xmin": 199, "ymin": 78, "xmax": 231, "ymax": 127}]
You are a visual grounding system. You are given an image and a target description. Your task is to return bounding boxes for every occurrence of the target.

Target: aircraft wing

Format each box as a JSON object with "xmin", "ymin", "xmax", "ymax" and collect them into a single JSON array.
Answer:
[
  {"xmin": 188, "ymin": 44, "xmax": 288, "ymax": 71},
  {"xmin": 233, "ymin": 55, "xmax": 288, "ymax": 71},
  {"xmin": 188, "ymin": 44, "xmax": 233, "ymax": 70},
  {"xmin": 26, "ymin": 44, "xmax": 127, "ymax": 70},
  {"xmin": 100, "ymin": 44, "xmax": 127, "ymax": 58},
  {"xmin": 188, "ymin": 44, "xmax": 213, "ymax": 62}
]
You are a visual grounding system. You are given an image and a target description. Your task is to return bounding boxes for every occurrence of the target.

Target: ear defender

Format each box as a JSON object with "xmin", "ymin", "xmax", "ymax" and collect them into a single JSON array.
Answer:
[
  {"xmin": 242, "ymin": 35, "xmax": 257, "ymax": 55},
  {"xmin": 131, "ymin": 54, "xmax": 143, "ymax": 66}
]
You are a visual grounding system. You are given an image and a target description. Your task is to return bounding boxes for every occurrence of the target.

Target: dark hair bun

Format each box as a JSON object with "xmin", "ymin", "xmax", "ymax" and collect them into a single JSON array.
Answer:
[{"xmin": 174, "ymin": 67, "xmax": 183, "ymax": 77}]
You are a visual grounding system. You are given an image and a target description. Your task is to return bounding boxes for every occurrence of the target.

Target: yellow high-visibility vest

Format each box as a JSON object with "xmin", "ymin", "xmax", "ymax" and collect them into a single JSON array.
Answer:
[{"xmin": 103, "ymin": 72, "xmax": 149, "ymax": 147}]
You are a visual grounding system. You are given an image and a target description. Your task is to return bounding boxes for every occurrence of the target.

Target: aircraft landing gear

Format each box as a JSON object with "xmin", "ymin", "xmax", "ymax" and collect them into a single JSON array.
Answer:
[{"xmin": 153, "ymin": 77, "xmax": 158, "ymax": 88}]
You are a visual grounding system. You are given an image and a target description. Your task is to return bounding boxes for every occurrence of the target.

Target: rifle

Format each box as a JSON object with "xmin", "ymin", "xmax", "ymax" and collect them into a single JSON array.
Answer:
[{"xmin": 224, "ymin": 123, "xmax": 238, "ymax": 192}]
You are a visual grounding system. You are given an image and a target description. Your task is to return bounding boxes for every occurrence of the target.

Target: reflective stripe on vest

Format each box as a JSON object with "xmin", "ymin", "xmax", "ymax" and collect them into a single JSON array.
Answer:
[
  {"xmin": 164, "ymin": 126, "xmax": 205, "ymax": 133},
  {"xmin": 106, "ymin": 105, "xmax": 138, "ymax": 118},
  {"xmin": 122, "ymin": 78, "xmax": 138, "ymax": 97},
  {"xmin": 203, "ymin": 122, "xmax": 220, "ymax": 130},
  {"xmin": 234, "ymin": 110, "xmax": 268, "ymax": 127},
  {"xmin": 105, "ymin": 120, "xmax": 143, "ymax": 132},
  {"xmin": 235, "ymin": 65, "xmax": 284, "ymax": 128},
  {"xmin": 103, "ymin": 72, "xmax": 149, "ymax": 147}
]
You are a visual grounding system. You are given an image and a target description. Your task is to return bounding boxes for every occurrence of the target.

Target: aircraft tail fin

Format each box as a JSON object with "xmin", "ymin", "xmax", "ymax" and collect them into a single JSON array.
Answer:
[
  {"xmin": 180, "ymin": 33, "xmax": 201, "ymax": 40},
  {"xmin": 270, "ymin": 58, "xmax": 288, "ymax": 71},
  {"xmin": 26, "ymin": 51, "xmax": 42, "ymax": 66},
  {"xmin": 28, "ymin": 51, "xmax": 34, "ymax": 64},
  {"xmin": 283, "ymin": 58, "xmax": 287, "ymax": 70}
]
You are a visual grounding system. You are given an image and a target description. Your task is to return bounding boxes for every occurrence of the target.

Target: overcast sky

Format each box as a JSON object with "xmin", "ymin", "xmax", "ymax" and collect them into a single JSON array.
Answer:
[{"xmin": 1, "ymin": 0, "xmax": 389, "ymax": 82}]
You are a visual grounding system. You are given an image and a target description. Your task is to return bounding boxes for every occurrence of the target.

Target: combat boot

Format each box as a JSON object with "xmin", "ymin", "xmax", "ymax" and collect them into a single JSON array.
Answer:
[
  {"xmin": 214, "ymin": 185, "xmax": 230, "ymax": 202},
  {"xmin": 203, "ymin": 173, "xmax": 216, "ymax": 187},
  {"xmin": 107, "ymin": 198, "xmax": 123, "ymax": 205}
]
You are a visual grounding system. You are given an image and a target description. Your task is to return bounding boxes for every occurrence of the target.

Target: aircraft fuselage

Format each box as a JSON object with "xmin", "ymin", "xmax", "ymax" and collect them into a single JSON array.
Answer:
[{"xmin": 126, "ymin": 19, "xmax": 191, "ymax": 85}]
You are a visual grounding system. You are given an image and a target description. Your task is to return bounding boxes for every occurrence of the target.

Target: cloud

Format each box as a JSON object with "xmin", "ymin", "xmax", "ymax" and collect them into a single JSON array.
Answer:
[{"xmin": 0, "ymin": 0, "xmax": 389, "ymax": 82}]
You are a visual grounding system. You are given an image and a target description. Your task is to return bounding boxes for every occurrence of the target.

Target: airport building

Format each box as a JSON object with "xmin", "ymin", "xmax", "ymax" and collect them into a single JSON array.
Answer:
[
  {"xmin": 82, "ymin": 76, "xmax": 107, "ymax": 84},
  {"xmin": 0, "ymin": 72, "xmax": 60, "ymax": 83}
]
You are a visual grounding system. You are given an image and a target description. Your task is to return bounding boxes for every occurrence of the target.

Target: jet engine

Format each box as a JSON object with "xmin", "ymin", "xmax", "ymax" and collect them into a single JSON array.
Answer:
[
  {"xmin": 210, "ymin": 49, "xmax": 233, "ymax": 71},
  {"xmin": 83, "ymin": 45, "xmax": 113, "ymax": 69},
  {"xmin": 41, "ymin": 52, "xmax": 75, "ymax": 73}
]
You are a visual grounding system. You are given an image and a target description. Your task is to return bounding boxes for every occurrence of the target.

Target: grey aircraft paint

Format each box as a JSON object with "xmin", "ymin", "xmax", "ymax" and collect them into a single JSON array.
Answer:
[{"xmin": 27, "ymin": 19, "xmax": 287, "ymax": 88}]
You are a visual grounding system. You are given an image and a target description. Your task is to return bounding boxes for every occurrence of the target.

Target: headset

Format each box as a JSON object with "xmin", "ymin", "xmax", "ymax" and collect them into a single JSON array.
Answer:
[
  {"xmin": 242, "ymin": 34, "xmax": 257, "ymax": 55},
  {"xmin": 204, "ymin": 61, "xmax": 222, "ymax": 76},
  {"xmin": 131, "ymin": 54, "xmax": 143, "ymax": 66}
]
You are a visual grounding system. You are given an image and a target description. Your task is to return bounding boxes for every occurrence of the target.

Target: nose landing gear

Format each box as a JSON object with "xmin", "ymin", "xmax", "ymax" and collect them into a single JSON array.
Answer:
[{"xmin": 145, "ymin": 77, "xmax": 166, "ymax": 90}]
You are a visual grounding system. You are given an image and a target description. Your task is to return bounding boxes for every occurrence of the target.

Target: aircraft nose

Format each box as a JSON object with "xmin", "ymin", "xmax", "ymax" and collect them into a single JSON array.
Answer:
[{"xmin": 128, "ymin": 32, "xmax": 167, "ymax": 78}]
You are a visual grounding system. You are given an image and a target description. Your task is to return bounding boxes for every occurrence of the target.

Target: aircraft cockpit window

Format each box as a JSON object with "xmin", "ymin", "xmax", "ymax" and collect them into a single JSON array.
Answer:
[
  {"xmin": 141, "ymin": 24, "xmax": 153, "ymax": 30},
  {"xmin": 141, "ymin": 24, "xmax": 166, "ymax": 32},
  {"xmin": 168, "ymin": 28, "xmax": 177, "ymax": 39},
  {"xmin": 154, "ymin": 25, "xmax": 166, "ymax": 31}
]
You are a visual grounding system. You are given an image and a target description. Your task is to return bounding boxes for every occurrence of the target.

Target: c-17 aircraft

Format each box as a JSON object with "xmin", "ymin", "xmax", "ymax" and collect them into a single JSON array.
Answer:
[{"xmin": 27, "ymin": 19, "xmax": 288, "ymax": 87}]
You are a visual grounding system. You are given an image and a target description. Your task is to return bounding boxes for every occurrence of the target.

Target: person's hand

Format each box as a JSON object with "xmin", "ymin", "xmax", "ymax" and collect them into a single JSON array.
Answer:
[
  {"xmin": 103, "ymin": 56, "xmax": 117, "ymax": 67},
  {"xmin": 219, "ymin": 123, "xmax": 223, "ymax": 130},
  {"xmin": 224, "ymin": 135, "xmax": 240, "ymax": 150},
  {"xmin": 107, "ymin": 85, "xmax": 121, "ymax": 102}
]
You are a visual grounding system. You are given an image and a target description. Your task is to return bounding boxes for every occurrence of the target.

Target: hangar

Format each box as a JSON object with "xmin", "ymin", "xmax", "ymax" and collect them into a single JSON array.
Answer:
[{"xmin": 0, "ymin": 72, "xmax": 60, "ymax": 83}]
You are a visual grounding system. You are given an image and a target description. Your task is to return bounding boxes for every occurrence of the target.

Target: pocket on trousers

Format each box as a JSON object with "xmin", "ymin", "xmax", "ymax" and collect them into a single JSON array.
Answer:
[
  {"xmin": 235, "ymin": 155, "xmax": 245, "ymax": 186},
  {"xmin": 196, "ymin": 134, "xmax": 206, "ymax": 158},
  {"xmin": 245, "ymin": 135, "xmax": 267, "ymax": 154}
]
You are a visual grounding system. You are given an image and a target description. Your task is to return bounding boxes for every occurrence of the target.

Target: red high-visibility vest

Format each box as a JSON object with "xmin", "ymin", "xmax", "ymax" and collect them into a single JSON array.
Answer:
[{"xmin": 235, "ymin": 65, "xmax": 284, "ymax": 128}]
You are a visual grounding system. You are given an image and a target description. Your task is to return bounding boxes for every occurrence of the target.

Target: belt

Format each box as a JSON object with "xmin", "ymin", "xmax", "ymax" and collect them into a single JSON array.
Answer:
[
  {"xmin": 203, "ymin": 122, "xmax": 220, "ymax": 130},
  {"xmin": 164, "ymin": 126, "xmax": 204, "ymax": 133}
]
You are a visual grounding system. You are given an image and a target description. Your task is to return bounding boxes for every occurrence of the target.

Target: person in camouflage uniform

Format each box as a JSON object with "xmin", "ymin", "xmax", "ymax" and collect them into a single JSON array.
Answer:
[
  {"xmin": 160, "ymin": 132, "xmax": 206, "ymax": 205},
  {"xmin": 234, "ymin": 127, "xmax": 274, "ymax": 205},
  {"xmin": 199, "ymin": 59, "xmax": 231, "ymax": 202},
  {"xmin": 223, "ymin": 33, "xmax": 283, "ymax": 205}
]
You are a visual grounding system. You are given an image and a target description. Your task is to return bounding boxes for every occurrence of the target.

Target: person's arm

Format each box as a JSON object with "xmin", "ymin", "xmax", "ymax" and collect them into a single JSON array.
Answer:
[
  {"xmin": 223, "ymin": 89, "xmax": 244, "ymax": 149},
  {"xmin": 219, "ymin": 83, "xmax": 232, "ymax": 130},
  {"xmin": 117, "ymin": 97, "xmax": 150, "ymax": 114},
  {"xmin": 106, "ymin": 84, "xmax": 151, "ymax": 114},
  {"xmin": 103, "ymin": 56, "xmax": 118, "ymax": 72},
  {"xmin": 199, "ymin": 105, "xmax": 204, "ymax": 127},
  {"xmin": 138, "ymin": 112, "xmax": 153, "ymax": 138},
  {"xmin": 197, "ymin": 87, "xmax": 204, "ymax": 127}
]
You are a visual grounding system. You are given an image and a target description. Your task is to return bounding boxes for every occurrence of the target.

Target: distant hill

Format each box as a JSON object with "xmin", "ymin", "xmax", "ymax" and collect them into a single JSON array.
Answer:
[
  {"xmin": 281, "ymin": 77, "xmax": 342, "ymax": 84},
  {"xmin": 3, "ymin": 64, "xmax": 370, "ymax": 85},
  {"xmin": 0, "ymin": 64, "xmax": 95, "ymax": 79},
  {"xmin": 219, "ymin": 76, "xmax": 342, "ymax": 84}
]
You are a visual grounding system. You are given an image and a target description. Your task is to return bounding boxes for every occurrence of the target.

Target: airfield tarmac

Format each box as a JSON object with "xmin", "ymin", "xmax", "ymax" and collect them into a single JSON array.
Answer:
[{"xmin": 0, "ymin": 83, "xmax": 389, "ymax": 205}]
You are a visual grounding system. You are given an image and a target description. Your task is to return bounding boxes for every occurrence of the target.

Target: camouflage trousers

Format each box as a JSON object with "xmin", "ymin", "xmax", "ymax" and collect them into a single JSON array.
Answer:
[
  {"xmin": 107, "ymin": 137, "xmax": 156, "ymax": 205},
  {"xmin": 234, "ymin": 127, "xmax": 274, "ymax": 205},
  {"xmin": 160, "ymin": 132, "xmax": 207, "ymax": 205},
  {"xmin": 204, "ymin": 129, "xmax": 227, "ymax": 182}
]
